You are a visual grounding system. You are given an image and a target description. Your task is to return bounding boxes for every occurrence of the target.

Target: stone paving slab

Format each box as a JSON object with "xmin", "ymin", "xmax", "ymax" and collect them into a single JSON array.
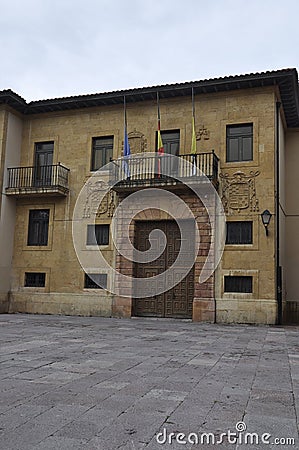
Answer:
[{"xmin": 0, "ymin": 314, "xmax": 298, "ymax": 449}]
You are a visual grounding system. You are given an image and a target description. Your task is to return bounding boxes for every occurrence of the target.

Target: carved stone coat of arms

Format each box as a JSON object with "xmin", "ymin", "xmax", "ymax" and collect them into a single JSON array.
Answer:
[{"xmin": 220, "ymin": 170, "xmax": 260, "ymax": 214}]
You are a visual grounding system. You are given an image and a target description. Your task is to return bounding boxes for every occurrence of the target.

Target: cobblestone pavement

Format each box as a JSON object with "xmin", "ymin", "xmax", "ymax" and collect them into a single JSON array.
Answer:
[{"xmin": 0, "ymin": 314, "xmax": 298, "ymax": 450}]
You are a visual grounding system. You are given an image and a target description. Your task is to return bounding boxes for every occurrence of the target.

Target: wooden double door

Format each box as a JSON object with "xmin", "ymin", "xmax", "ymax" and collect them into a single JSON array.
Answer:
[{"xmin": 133, "ymin": 220, "xmax": 194, "ymax": 318}]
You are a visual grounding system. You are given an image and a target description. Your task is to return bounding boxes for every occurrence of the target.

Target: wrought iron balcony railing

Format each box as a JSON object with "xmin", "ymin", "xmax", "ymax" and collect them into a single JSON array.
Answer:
[
  {"xmin": 6, "ymin": 164, "xmax": 69, "ymax": 196},
  {"xmin": 110, "ymin": 152, "xmax": 219, "ymax": 190}
]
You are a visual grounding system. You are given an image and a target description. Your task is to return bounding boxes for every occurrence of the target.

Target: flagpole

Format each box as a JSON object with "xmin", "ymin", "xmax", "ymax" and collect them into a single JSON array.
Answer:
[
  {"xmin": 157, "ymin": 91, "xmax": 160, "ymax": 128},
  {"xmin": 124, "ymin": 95, "xmax": 127, "ymax": 133},
  {"xmin": 192, "ymin": 86, "xmax": 195, "ymax": 118},
  {"xmin": 191, "ymin": 87, "xmax": 197, "ymax": 175}
]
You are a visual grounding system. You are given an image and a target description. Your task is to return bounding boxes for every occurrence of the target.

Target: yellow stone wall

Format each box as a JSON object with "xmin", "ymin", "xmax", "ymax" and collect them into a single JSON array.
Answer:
[
  {"xmin": 214, "ymin": 89, "xmax": 277, "ymax": 324},
  {"xmin": 0, "ymin": 109, "xmax": 7, "ymax": 217},
  {"xmin": 0, "ymin": 108, "xmax": 8, "ymax": 311},
  {"xmin": 0, "ymin": 109, "xmax": 23, "ymax": 312},
  {"xmin": 285, "ymin": 130, "xmax": 299, "ymax": 307},
  {"xmin": 8, "ymin": 87, "xmax": 278, "ymax": 322}
]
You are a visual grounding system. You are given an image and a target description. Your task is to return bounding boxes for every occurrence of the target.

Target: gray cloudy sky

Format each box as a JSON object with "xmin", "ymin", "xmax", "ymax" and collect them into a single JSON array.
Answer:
[{"xmin": 1, "ymin": 0, "xmax": 298, "ymax": 101}]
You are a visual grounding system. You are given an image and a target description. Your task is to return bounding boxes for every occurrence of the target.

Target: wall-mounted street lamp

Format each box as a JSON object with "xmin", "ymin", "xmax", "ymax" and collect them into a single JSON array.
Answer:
[{"xmin": 261, "ymin": 209, "xmax": 272, "ymax": 236}]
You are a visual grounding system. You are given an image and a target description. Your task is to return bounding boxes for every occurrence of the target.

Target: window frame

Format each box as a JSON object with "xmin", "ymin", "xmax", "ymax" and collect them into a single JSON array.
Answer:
[
  {"xmin": 91, "ymin": 136, "xmax": 114, "ymax": 171},
  {"xmin": 226, "ymin": 123, "xmax": 253, "ymax": 162},
  {"xmin": 27, "ymin": 209, "xmax": 50, "ymax": 246},
  {"xmin": 34, "ymin": 141, "xmax": 54, "ymax": 165},
  {"xmin": 224, "ymin": 275, "xmax": 253, "ymax": 293},
  {"xmin": 156, "ymin": 129, "xmax": 180, "ymax": 155},
  {"xmin": 84, "ymin": 273, "xmax": 108, "ymax": 289},
  {"xmin": 226, "ymin": 221, "xmax": 253, "ymax": 245},
  {"xmin": 24, "ymin": 272, "xmax": 46, "ymax": 287},
  {"xmin": 86, "ymin": 224, "xmax": 110, "ymax": 246}
]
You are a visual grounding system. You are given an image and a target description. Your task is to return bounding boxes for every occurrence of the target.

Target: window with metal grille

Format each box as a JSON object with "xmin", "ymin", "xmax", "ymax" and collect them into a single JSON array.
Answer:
[
  {"xmin": 86, "ymin": 224, "xmax": 109, "ymax": 245},
  {"xmin": 25, "ymin": 272, "xmax": 46, "ymax": 287},
  {"xmin": 91, "ymin": 136, "xmax": 114, "ymax": 171},
  {"xmin": 224, "ymin": 276, "xmax": 253, "ymax": 293},
  {"xmin": 226, "ymin": 221, "xmax": 252, "ymax": 244},
  {"xmin": 226, "ymin": 124, "xmax": 253, "ymax": 162},
  {"xmin": 27, "ymin": 209, "xmax": 50, "ymax": 246},
  {"xmin": 84, "ymin": 273, "xmax": 107, "ymax": 289}
]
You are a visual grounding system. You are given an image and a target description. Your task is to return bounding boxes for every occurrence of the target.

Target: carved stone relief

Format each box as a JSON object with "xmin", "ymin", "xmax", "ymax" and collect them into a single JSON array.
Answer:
[
  {"xmin": 83, "ymin": 180, "xmax": 115, "ymax": 218},
  {"xmin": 122, "ymin": 129, "xmax": 147, "ymax": 154},
  {"xmin": 220, "ymin": 170, "xmax": 260, "ymax": 214},
  {"xmin": 196, "ymin": 125, "xmax": 210, "ymax": 140}
]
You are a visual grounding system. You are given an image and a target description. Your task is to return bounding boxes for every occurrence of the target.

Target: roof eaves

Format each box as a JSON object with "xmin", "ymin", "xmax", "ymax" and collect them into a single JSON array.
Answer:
[
  {"xmin": 0, "ymin": 89, "xmax": 28, "ymax": 113},
  {"xmin": 1, "ymin": 69, "xmax": 299, "ymax": 126}
]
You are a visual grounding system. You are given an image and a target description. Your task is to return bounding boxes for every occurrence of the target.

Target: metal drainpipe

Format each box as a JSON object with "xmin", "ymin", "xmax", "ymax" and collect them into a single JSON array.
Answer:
[{"xmin": 276, "ymin": 101, "xmax": 282, "ymax": 325}]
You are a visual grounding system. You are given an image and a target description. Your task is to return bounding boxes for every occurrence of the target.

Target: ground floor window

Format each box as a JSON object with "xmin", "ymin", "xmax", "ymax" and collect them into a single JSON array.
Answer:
[
  {"xmin": 224, "ymin": 275, "xmax": 252, "ymax": 293},
  {"xmin": 24, "ymin": 272, "xmax": 46, "ymax": 287},
  {"xmin": 84, "ymin": 273, "xmax": 107, "ymax": 289}
]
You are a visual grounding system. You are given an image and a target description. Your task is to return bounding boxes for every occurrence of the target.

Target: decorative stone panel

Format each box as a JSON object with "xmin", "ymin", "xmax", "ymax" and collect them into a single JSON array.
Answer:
[{"xmin": 220, "ymin": 170, "xmax": 260, "ymax": 214}]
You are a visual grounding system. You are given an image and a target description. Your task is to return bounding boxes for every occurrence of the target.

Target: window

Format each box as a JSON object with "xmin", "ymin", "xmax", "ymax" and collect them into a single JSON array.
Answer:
[
  {"xmin": 34, "ymin": 142, "xmax": 54, "ymax": 186},
  {"xmin": 91, "ymin": 136, "xmax": 113, "ymax": 170},
  {"xmin": 35, "ymin": 142, "xmax": 54, "ymax": 166},
  {"xmin": 25, "ymin": 272, "xmax": 46, "ymax": 287},
  {"xmin": 158, "ymin": 130, "xmax": 180, "ymax": 156},
  {"xmin": 87, "ymin": 224, "xmax": 109, "ymax": 245},
  {"xmin": 156, "ymin": 130, "xmax": 180, "ymax": 176},
  {"xmin": 226, "ymin": 221, "xmax": 252, "ymax": 244},
  {"xmin": 84, "ymin": 273, "xmax": 107, "ymax": 289},
  {"xmin": 27, "ymin": 209, "xmax": 50, "ymax": 246},
  {"xmin": 226, "ymin": 124, "xmax": 253, "ymax": 162},
  {"xmin": 224, "ymin": 276, "xmax": 253, "ymax": 293}
]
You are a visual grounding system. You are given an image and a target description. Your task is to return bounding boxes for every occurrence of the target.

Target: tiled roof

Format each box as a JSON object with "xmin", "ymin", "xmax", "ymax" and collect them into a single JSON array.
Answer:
[{"xmin": 1, "ymin": 68, "xmax": 299, "ymax": 127}]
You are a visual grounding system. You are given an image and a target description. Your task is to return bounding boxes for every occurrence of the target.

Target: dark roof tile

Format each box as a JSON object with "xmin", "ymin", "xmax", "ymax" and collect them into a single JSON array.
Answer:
[{"xmin": 1, "ymin": 68, "xmax": 299, "ymax": 126}]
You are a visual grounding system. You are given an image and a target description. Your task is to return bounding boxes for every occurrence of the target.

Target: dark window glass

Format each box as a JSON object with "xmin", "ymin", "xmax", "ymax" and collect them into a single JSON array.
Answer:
[
  {"xmin": 27, "ymin": 209, "xmax": 50, "ymax": 246},
  {"xmin": 242, "ymin": 137, "xmax": 252, "ymax": 160},
  {"xmin": 84, "ymin": 273, "xmax": 107, "ymax": 289},
  {"xmin": 224, "ymin": 276, "xmax": 253, "ymax": 293},
  {"xmin": 228, "ymin": 138, "xmax": 239, "ymax": 161},
  {"xmin": 91, "ymin": 137, "xmax": 113, "ymax": 171},
  {"xmin": 226, "ymin": 221, "xmax": 253, "ymax": 244},
  {"xmin": 226, "ymin": 124, "xmax": 253, "ymax": 162},
  {"xmin": 25, "ymin": 272, "xmax": 46, "ymax": 287},
  {"xmin": 87, "ymin": 224, "xmax": 109, "ymax": 245}
]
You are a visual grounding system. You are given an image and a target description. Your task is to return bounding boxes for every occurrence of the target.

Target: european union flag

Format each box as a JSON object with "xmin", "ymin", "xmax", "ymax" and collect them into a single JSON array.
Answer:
[{"xmin": 123, "ymin": 126, "xmax": 131, "ymax": 178}]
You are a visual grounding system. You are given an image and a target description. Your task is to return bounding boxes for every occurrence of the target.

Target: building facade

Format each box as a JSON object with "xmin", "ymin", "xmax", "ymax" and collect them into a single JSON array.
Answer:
[{"xmin": 1, "ymin": 68, "xmax": 299, "ymax": 324}]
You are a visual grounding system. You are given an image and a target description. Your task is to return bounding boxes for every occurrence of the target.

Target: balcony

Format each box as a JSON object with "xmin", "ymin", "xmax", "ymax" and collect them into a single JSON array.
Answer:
[
  {"xmin": 110, "ymin": 152, "xmax": 219, "ymax": 192},
  {"xmin": 5, "ymin": 164, "xmax": 69, "ymax": 197}
]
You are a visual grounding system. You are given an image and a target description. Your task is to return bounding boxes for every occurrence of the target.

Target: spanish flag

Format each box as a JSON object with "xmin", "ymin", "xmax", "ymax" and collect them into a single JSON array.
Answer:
[{"xmin": 157, "ymin": 92, "xmax": 164, "ymax": 176}]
